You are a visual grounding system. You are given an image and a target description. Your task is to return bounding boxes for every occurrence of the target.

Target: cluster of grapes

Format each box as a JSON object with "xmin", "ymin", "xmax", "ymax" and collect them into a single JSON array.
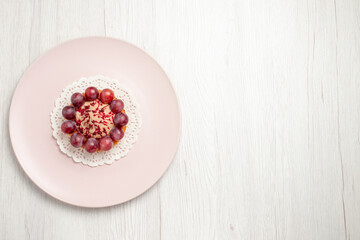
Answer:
[{"xmin": 61, "ymin": 87, "xmax": 128, "ymax": 153}]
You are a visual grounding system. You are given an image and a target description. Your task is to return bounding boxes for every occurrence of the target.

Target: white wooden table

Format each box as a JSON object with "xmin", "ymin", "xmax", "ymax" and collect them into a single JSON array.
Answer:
[{"xmin": 1, "ymin": 0, "xmax": 360, "ymax": 239}]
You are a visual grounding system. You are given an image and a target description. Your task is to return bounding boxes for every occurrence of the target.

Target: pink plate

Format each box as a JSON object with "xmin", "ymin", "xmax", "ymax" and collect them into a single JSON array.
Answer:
[{"xmin": 9, "ymin": 37, "xmax": 181, "ymax": 207}]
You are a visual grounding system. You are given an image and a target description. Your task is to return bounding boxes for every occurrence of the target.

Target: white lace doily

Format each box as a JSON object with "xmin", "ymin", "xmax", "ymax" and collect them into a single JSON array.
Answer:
[{"xmin": 50, "ymin": 75, "xmax": 141, "ymax": 167}]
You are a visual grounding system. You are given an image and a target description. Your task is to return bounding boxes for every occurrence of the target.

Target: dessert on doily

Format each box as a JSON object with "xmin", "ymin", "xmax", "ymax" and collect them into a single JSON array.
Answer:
[
  {"xmin": 61, "ymin": 87, "xmax": 128, "ymax": 153},
  {"xmin": 50, "ymin": 75, "xmax": 141, "ymax": 167}
]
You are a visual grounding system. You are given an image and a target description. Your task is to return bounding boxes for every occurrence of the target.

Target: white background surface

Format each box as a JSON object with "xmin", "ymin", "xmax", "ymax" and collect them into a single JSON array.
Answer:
[{"xmin": 1, "ymin": 0, "xmax": 360, "ymax": 239}]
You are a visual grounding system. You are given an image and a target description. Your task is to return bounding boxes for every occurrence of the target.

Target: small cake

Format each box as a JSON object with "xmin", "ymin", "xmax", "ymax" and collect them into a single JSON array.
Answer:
[
  {"xmin": 75, "ymin": 99, "xmax": 115, "ymax": 139},
  {"xmin": 60, "ymin": 87, "xmax": 128, "ymax": 153}
]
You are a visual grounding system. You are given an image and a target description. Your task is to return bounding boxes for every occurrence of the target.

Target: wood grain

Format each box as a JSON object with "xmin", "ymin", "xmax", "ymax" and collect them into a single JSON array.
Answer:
[{"xmin": 1, "ymin": 0, "xmax": 360, "ymax": 239}]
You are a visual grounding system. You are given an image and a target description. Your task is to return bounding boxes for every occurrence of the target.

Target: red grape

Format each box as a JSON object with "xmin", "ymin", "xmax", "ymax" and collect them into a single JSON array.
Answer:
[
  {"xmin": 110, "ymin": 127, "xmax": 124, "ymax": 141},
  {"xmin": 110, "ymin": 99, "xmax": 124, "ymax": 113},
  {"xmin": 62, "ymin": 106, "xmax": 76, "ymax": 119},
  {"xmin": 100, "ymin": 89, "xmax": 114, "ymax": 104},
  {"xmin": 61, "ymin": 120, "xmax": 76, "ymax": 134},
  {"xmin": 71, "ymin": 92, "xmax": 85, "ymax": 108},
  {"xmin": 70, "ymin": 133, "xmax": 84, "ymax": 148},
  {"xmin": 99, "ymin": 136, "xmax": 113, "ymax": 151},
  {"xmin": 84, "ymin": 138, "xmax": 99, "ymax": 153},
  {"xmin": 113, "ymin": 113, "xmax": 128, "ymax": 127},
  {"xmin": 85, "ymin": 86, "xmax": 99, "ymax": 101}
]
